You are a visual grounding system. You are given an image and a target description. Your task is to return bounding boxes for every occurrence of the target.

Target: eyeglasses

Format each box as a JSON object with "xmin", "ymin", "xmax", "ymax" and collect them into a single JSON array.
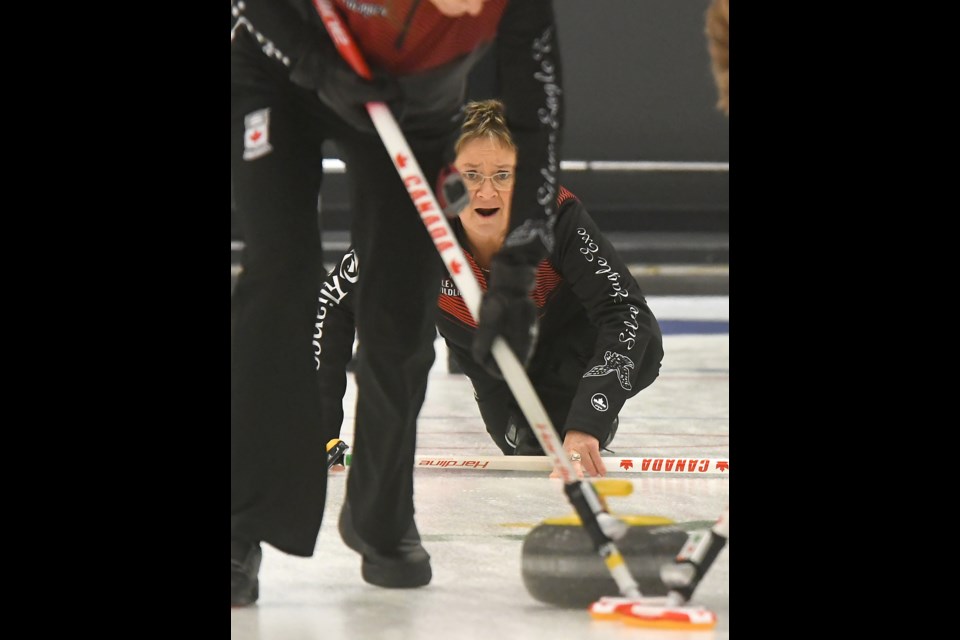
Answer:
[{"xmin": 459, "ymin": 170, "xmax": 514, "ymax": 190}]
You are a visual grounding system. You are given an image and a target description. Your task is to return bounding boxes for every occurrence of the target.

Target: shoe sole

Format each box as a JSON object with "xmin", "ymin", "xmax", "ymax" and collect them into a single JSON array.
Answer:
[
  {"xmin": 231, "ymin": 581, "xmax": 259, "ymax": 607},
  {"xmin": 362, "ymin": 560, "xmax": 431, "ymax": 589},
  {"xmin": 339, "ymin": 506, "xmax": 432, "ymax": 588}
]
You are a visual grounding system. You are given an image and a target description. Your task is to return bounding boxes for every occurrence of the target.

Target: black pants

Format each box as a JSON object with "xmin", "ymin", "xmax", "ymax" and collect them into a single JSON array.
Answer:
[{"xmin": 231, "ymin": 40, "xmax": 452, "ymax": 556}]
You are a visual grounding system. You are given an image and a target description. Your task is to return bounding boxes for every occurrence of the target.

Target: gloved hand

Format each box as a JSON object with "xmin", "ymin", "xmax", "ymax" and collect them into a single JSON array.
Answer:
[
  {"xmin": 290, "ymin": 39, "xmax": 402, "ymax": 134},
  {"xmin": 472, "ymin": 255, "xmax": 539, "ymax": 378}
]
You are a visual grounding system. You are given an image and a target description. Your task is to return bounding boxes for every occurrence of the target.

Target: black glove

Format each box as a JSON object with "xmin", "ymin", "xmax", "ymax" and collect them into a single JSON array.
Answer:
[
  {"xmin": 472, "ymin": 256, "xmax": 539, "ymax": 379},
  {"xmin": 436, "ymin": 164, "xmax": 468, "ymax": 218},
  {"xmin": 290, "ymin": 39, "xmax": 402, "ymax": 134}
]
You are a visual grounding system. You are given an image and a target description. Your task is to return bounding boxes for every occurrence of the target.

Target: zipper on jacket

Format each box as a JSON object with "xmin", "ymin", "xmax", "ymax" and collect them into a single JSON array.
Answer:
[{"xmin": 394, "ymin": 0, "xmax": 422, "ymax": 49}]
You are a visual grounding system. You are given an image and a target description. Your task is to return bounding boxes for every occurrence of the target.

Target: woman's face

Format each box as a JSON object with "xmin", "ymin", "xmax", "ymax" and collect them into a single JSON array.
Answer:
[{"xmin": 454, "ymin": 137, "xmax": 517, "ymax": 243}]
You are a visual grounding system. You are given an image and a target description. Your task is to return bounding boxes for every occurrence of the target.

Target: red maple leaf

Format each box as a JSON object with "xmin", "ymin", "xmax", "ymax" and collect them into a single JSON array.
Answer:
[
  {"xmin": 620, "ymin": 459, "xmax": 633, "ymax": 470},
  {"xmin": 395, "ymin": 153, "xmax": 408, "ymax": 168},
  {"xmin": 449, "ymin": 260, "xmax": 461, "ymax": 274},
  {"xmin": 716, "ymin": 460, "xmax": 728, "ymax": 472},
  {"xmin": 250, "ymin": 130, "xmax": 262, "ymax": 142}
]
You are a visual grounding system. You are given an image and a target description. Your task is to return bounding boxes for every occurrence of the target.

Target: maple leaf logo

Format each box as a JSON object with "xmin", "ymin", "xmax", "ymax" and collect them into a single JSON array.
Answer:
[
  {"xmin": 250, "ymin": 130, "xmax": 262, "ymax": 142},
  {"xmin": 620, "ymin": 459, "xmax": 633, "ymax": 470},
  {"xmin": 395, "ymin": 153, "xmax": 408, "ymax": 169},
  {"xmin": 716, "ymin": 461, "xmax": 729, "ymax": 472},
  {"xmin": 450, "ymin": 260, "xmax": 461, "ymax": 274}
]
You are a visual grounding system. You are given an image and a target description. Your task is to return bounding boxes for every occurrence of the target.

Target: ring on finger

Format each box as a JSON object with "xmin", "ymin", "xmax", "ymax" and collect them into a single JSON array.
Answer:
[{"xmin": 569, "ymin": 451, "xmax": 582, "ymax": 462}]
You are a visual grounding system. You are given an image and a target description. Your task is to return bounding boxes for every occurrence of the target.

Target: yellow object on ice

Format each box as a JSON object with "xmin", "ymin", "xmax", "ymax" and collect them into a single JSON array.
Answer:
[
  {"xmin": 592, "ymin": 479, "xmax": 633, "ymax": 497},
  {"xmin": 543, "ymin": 479, "xmax": 673, "ymax": 526}
]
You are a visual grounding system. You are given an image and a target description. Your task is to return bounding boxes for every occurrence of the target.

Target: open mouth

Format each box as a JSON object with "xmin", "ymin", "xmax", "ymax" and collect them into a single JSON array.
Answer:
[{"xmin": 475, "ymin": 208, "xmax": 499, "ymax": 218}]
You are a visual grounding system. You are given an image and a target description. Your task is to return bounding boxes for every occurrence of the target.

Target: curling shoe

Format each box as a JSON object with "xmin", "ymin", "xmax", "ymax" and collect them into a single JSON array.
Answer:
[
  {"xmin": 505, "ymin": 417, "xmax": 545, "ymax": 456},
  {"xmin": 230, "ymin": 538, "xmax": 262, "ymax": 607},
  {"xmin": 602, "ymin": 417, "xmax": 620, "ymax": 451},
  {"xmin": 339, "ymin": 502, "xmax": 432, "ymax": 588}
]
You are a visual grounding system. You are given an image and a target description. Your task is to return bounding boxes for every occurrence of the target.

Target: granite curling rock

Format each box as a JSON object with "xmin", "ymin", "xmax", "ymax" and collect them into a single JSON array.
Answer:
[{"xmin": 520, "ymin": 479, "xmax": 688, "ymax": 608}]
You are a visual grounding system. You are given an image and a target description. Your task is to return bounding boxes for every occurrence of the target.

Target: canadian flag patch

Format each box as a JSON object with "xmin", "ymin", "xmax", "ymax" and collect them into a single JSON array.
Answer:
[{"xmin": 243, "ymin": 108, "xmax": 273, "ymax": 160}]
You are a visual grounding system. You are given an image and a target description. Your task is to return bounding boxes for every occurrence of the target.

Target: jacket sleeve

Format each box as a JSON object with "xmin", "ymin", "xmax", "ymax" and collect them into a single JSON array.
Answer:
[
  {"xmin": 314, "ymin": 248, "xmax": 360, "ymax": 444},
  {"xmin": 231, "ymin": 0, "xmax": 330, "ymax": 72},
  {"xmin": 495, "ymin": 0, "xmax": 564, "ymax": 262},
  {"xmin": 552, "ymin": 199, "xmax": 664, "ymax": 443}
]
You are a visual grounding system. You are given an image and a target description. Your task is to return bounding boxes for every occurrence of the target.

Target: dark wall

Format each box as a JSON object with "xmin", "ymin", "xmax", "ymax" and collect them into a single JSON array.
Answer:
[
  {"xmin": 555, "ymin": 0, "xmax": 728, "ymax": 163},
  {"xmin": 552, "ymin": 0, "xmax": 728, "ymax": 232}
]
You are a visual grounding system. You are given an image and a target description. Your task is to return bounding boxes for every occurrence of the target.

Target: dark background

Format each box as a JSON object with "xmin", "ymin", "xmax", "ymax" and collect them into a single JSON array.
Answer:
[
  {"xmin": 557, "ymin": 0, "xmax": 728, "ymax": 161},
  {"xmin": 552, "ymin": 0, "xmax": 728, "ymax": 234}
]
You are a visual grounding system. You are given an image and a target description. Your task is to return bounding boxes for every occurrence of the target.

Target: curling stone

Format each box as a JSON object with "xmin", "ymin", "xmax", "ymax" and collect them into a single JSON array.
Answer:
[{"xmin": 521, "ymin": 479, "xmax": 688, "ymax": 608}]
